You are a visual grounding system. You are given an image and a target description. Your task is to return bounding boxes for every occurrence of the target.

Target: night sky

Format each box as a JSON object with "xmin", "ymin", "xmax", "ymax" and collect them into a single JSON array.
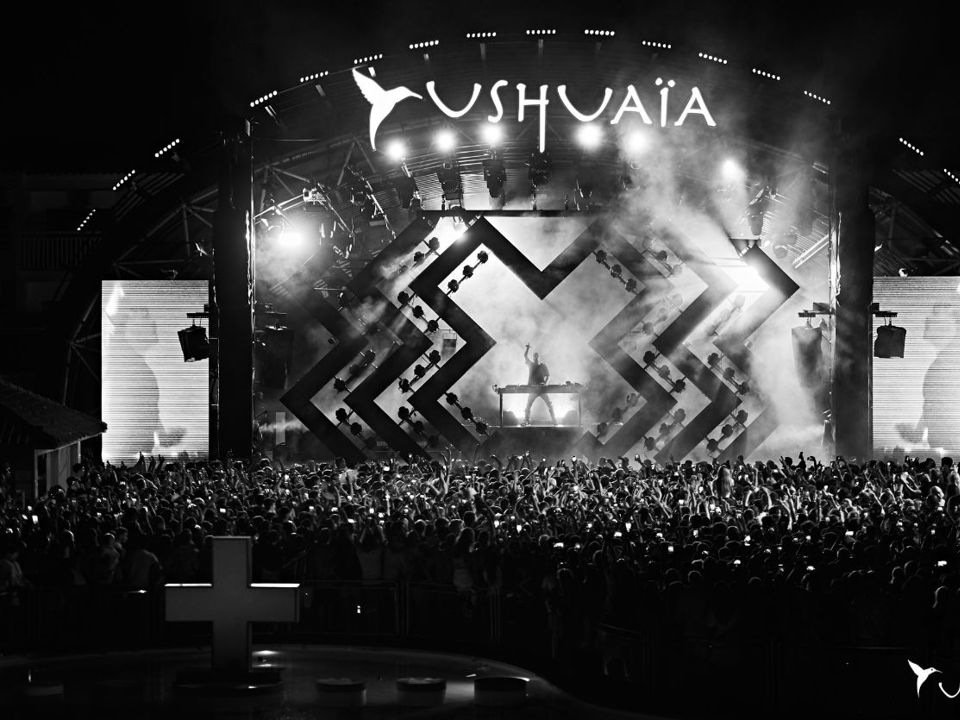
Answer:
[{"xmin": 2, "ymin": 0, "xmax": 957, "ymax": 172}]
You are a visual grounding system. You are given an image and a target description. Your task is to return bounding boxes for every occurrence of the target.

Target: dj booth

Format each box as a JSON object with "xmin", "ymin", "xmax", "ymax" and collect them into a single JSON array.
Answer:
[{"xmin": 493, "ymin": 383, "xmax": 585, "ymax": 427}]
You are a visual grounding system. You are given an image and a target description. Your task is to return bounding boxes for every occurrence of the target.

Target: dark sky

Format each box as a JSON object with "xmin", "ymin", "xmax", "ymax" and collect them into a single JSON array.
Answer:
[{"xmin": 2, "ymin": 0, "xmax": 957, "ymax": 172}]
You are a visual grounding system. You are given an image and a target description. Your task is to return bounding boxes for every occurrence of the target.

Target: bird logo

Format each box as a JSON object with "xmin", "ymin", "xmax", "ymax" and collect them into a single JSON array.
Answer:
[
  {"xmin": 352, "ymin": 69, "xmax": 423, "ymax": 151},
  {"xmin": 908, "ymin": 660, "xmax": 940, "ymax": 698}
]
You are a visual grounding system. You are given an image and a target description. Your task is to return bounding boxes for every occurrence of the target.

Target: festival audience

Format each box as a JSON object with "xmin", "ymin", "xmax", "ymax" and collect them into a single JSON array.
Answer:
[{"xmin": 1, "ymin": 450, "xmax": 959, "ymax": 660}]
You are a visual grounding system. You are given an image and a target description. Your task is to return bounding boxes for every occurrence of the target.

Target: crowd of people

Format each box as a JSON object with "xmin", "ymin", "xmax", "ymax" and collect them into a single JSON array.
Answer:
[{"xmin": 1, "ymin": 449, "xmax": 959, "ymax": 665}]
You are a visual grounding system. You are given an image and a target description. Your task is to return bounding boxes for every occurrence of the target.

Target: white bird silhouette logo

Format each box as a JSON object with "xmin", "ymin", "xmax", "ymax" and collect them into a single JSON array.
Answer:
[
  {"xmin": 352, "ymin": 69, "xmax": 422, "ymax": 151},
  {"xmin": 908, "ymin": 660, "xmax": 940, "ymax": 698}
]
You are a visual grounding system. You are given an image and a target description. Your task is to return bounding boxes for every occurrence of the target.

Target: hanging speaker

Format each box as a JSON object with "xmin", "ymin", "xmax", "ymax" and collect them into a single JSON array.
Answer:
[
  {"xmin": 256, "ymin": 325, "xmax": 295, "ymax": 388},
  {"xmin": 792, "ymin": 323, "xmax": 829, "ymax": 414},
  {"xmin": 874, "ymin": 324, "xmax": 906, "ymax": 358},
  {"xmin": 177, "ymin": 325, "xmax": 209, "ymax": 362}
]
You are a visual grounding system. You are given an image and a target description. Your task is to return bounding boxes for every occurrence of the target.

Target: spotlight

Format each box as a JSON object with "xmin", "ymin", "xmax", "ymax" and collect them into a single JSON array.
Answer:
[
  {"xmin": 705, "ymin": 424, "xmax": 736, "ymax": 454},
  {"xmin": 481, "ymin": 122, "xmax": 503, "ymax": 145},
  {"xmin": 576, "ymin": 123, "xmax": 603, "ymax": 150},
  {"xmin": 277, "ymin": 226, "xmax": 304, "ymax": 249},
  {"xmin": 386, "ymin": 139, "xmax": 407, "ymax": 161},
  {"xmin": 435, "ymin": 129, "xmax": 457, "ymax": 153},
  {"xmin": 437, "ymin": 160, "xmax": 462, "ymax": 200},
  {"xmin": 721, "ymin": 158, "xmax": 745, "ymax": 183},
  {"xmin": 177, "ymin": 325, "xmax": 209, "ymax": 362},
  {"xmin": 625, "ymin": 129, "xmax": 652, "ymax": 156},
  {"xmin": 642, "ymin": 350, "xmax": 686, "ymax": 393}
]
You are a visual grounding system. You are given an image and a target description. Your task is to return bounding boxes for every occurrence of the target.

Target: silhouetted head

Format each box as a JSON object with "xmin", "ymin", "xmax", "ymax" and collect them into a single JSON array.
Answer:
[{"xmin": 534, "ymin": 353, "xmax": 540, "ymax": 363}]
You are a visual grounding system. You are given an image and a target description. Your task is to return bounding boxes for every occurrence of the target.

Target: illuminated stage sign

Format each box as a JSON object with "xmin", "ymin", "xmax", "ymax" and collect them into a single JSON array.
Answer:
[{"xmin": 353, "ymin": 69, "xmax": 716, "ymax": 152}]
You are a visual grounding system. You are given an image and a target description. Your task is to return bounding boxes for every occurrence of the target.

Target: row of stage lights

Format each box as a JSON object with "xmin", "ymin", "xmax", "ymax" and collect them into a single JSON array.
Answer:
[
  {"xmin": 76, "ymin": 209, "xmax": 96, "ymax": 232},
  {"xmin": 382, "ymin": 122, "xmax": 654, "ymax": 161},
  {"xmin": 380, "ymin": 124, "xmax": 757, "ymax": 181},
  {"xmin": 154, "ymin": 138, "xmax": 180, "ymax": 158}
]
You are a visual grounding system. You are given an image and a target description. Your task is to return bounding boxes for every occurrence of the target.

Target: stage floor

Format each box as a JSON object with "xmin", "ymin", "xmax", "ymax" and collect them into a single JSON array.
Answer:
[{"xmin": 0, "ymin": 645, "xmax": 655, "ymax": 720}]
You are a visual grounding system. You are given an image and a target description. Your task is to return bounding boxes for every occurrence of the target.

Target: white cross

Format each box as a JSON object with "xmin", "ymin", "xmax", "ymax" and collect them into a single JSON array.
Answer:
[{"xmin": 165, "ymin": 536, "xmax": 300, "ymax": 673}]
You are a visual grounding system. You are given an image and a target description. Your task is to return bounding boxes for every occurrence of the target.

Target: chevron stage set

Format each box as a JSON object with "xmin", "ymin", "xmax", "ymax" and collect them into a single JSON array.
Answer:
[{"xmin": 264, "ymin": 199, "xmax": 818, "ymax": 464}]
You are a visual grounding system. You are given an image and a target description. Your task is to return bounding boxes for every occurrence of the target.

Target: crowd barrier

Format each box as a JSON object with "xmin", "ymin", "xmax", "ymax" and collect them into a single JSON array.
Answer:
[{"xmin": 1, "ymin": 584, "xmax": 956, "ymax": 718}]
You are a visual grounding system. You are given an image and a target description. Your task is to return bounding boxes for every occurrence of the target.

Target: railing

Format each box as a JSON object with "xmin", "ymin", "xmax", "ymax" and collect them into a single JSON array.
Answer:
[{"xmin": 2, "ymin": 585, "xmax": 956, "ymax": 719}]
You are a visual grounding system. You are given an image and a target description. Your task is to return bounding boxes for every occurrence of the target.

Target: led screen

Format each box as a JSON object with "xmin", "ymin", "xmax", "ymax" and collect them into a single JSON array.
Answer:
[
  {"xmin": 101, "ymin": 281, "xmax": 209, "ymax": 462},
  {"xmin": 873, "ymin": 277, "xmax": 960, "ymax": 457}
]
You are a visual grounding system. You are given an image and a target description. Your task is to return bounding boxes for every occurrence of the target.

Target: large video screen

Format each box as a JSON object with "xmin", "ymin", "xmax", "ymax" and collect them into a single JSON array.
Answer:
[
  {"xmin": 101, "ymin": 281, "xmax": 209, "ymax": 462},
  {"xmin": 873, "ymin": 277, "xmax": 960, "ymax": 457}
]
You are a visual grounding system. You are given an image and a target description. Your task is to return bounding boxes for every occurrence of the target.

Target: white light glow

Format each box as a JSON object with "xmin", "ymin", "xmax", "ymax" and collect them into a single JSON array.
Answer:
[
  {"xmin": 435, "ymin": 129, "xmax": 457, "ymax": 153},
  {"xmin": 385, "ymin": 139, "xmax": 407, "ymax": 161},
  {"xmin": 723, "ymin": 263, "xmax": 768, "ymax": 294},
  {"xmin": 576, "ymin": 123, "xmax": 603, "ymax": 149},
  {"xmin": 481, "ymin": 122, "xmax": 503, "ymax": 145},
  {"xmin": 625, "ymin": 129, "xmax": 652, "ymax": 155},
  {"xmin": 721, "ymin": 158, "xmax": 746, "ymax": 183},
  {"xmin": 277, "ymin": 227, "xmax": 305, "ymax": 249}
]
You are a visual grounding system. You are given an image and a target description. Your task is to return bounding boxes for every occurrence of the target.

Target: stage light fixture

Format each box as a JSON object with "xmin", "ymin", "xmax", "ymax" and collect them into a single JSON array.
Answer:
[
  {"xmin": 437, "ymin": 160, "xmax": 463, "ymax": 200},
  {"xmin": 386, "ymin": 139, "xmax": 407, "ymax": 162},
  {"xmin": 642, "ymin": 350, "xmax": 686, "ymax": 393},
  {"xmin": 483, "ymin": 149, "xmax": 507, "ymax": 198},
  {"xmin": 576, "ymin": 123, "xmax": 603, "ymax": 150},
  {"xmin": 528, "ymin": 150, "xmax": 551, "ymax": 188},
  {"xmin": 177, "ymin": 324, "xmax": 210, "ymax": 362},
  {"xmin": 435, "ymin": 129, "xmax": 457, "ymax": 153}
]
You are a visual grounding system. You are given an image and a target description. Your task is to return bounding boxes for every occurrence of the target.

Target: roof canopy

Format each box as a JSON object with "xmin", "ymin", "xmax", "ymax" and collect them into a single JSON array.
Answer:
[{"xmin": 0, "ymin": 378, "xmax": 106, "ymax": 449}]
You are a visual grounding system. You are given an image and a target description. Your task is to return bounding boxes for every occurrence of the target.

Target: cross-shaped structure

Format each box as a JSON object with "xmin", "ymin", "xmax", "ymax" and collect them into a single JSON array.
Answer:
[{"xmin": 165, "ymin": 536, "xmax": 300, "ymax": 673}]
